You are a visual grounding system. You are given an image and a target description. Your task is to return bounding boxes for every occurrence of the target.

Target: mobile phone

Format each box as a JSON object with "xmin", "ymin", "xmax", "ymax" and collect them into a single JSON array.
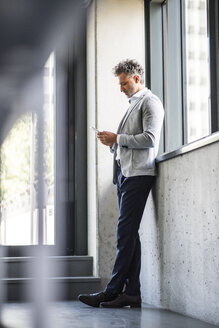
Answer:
[{"xmin": 90, "ymin": 126, "xmax": 99, "ymax": 133}]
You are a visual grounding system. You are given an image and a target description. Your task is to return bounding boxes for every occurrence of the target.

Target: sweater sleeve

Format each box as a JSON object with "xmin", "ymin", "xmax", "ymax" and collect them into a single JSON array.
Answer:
[{"xmin": 118, "ymin": 96, "xmax": 164, "ymax": 149}]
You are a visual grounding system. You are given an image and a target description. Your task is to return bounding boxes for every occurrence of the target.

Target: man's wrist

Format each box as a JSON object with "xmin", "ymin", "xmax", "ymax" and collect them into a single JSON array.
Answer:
[{"xmin": 116, "ymin": 134, "xmax": 120, "ymax": 144}]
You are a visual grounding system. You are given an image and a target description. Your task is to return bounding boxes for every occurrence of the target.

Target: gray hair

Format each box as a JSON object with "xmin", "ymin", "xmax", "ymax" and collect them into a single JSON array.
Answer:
[{"xmin": 113, "ymin": 59, "xmax": 144, "ymax": 84}]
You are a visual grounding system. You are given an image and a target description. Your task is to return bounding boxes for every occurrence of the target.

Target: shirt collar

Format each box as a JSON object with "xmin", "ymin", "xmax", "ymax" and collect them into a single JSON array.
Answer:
[{"xmin": 128, "ymin": 87, "xmax": 147, "ymax": 104}]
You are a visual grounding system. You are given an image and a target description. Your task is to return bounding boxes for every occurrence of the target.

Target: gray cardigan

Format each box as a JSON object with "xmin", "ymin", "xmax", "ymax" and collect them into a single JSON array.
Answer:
[{"xmin": 112, "ymin": 88, "xmax": 164, "ymax": 184}]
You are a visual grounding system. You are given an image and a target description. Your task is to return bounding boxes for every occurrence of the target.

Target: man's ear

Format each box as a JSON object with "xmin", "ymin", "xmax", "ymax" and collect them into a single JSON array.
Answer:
[{"xmin": 134, "ymin": 75, "xmax": 140, "ymax": 83}]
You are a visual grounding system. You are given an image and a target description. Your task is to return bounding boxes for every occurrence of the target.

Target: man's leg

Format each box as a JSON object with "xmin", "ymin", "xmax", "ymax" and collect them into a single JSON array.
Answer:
[
  {"xmin": 124, "ymin": 233, "xmax": 141, "ymax": 296},
  {"xmin": 78, "ymin": 169, "xmax": 154, "ymax": 308},
  {"xmin": 104, "ymin": 173, "xmax": 154, "ymax": 297}
]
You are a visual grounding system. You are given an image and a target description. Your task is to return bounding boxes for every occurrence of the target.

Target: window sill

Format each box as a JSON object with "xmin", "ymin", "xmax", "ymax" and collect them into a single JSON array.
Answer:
[{"xmin": 156, "ymin": 131, "xmax": 219, "ymax": 163}]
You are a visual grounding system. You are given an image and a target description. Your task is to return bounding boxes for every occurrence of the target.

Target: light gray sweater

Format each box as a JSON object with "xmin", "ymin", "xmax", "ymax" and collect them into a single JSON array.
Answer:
[{"xmin": 112, "ymin": 87, "xmax": 164, "ymax": 184}]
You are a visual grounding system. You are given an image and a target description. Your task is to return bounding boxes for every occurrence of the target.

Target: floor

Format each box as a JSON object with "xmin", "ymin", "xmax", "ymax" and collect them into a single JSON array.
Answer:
[{"xmin": 1, "ymin": 301, "xmax": 218, "ymax": 328}]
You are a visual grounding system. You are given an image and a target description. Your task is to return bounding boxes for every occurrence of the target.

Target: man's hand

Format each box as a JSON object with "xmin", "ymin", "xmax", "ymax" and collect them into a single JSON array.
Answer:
[{"xmin": 97, "ymin": 131, "xmax": 117, "ymax": 147}]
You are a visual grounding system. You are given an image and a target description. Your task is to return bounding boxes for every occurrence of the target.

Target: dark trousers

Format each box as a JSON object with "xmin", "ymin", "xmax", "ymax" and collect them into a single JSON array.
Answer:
[{"xmin": 105, "ymin": 166, "xmax": 155, "ymax": 296}]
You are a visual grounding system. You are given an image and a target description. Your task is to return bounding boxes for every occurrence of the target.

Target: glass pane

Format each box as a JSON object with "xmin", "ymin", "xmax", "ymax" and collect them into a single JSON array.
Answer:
[
  {"xmin": 185, "ymin": 0, "xmax": 210, "ymax": 142},
  {"xmin": 0, "ymin": 52, "xmax": 55, "ymax": 246},
  {"xmin": 0, "ymin": 114, "xmax": 33, "ymax": 245}
]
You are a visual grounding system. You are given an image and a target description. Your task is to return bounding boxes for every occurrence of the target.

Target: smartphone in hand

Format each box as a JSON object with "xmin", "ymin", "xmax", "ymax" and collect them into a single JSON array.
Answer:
[{"xmin": 90, "ymin": 126, "xmax": 99, "ymax": 133}]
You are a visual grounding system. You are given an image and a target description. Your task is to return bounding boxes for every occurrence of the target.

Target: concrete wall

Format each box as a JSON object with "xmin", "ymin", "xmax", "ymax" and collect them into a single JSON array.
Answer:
[
  {"xmin": 87, "ymin": 0, "xmax": 145, "ymax": 285},
  {"xmin": 140, "ymin": 141, "xmax": 219, "ymax": 326}
]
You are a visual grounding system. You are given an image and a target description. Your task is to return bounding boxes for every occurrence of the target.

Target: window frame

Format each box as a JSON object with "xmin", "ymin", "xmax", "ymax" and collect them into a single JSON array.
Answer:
[
  {"xmin": 2, "ymin": 7, "xmax": 88, "ymax": 257},
  {"xmin": 149, "ymin": 0, "xmax": 219, "ymax": 161},
  {"xmin": 208, "ymin": 0, "xmax": 219, "ymax": 133}
]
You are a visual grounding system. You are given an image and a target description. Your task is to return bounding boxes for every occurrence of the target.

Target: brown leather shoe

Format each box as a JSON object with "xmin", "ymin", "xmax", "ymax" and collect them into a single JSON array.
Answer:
[
  {"xmin": 100, "ymin": 293, "xmax": 141, "ymax": 308},
  {"xmin": 78, "ymin": 291, "xmax": 117, "ymax": 307}
]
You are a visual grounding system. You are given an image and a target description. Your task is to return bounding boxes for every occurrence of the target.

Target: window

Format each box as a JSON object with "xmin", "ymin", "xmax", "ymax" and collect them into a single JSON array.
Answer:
[
  {"xmin": 188, "ymin": 25, "xmax": 195, "ymax": 34},
  {"xmin": 150, "ymin": 0, "xmax": 218, "ymax": 155},
  {"xmin": 189, "ymin": 102, "xmax": 196, "ymax": 111},
  {"xmin": 188, "ymin": 51, "xmax": 195, "ymax": 60},
  {"xmin": 187, "ymin": 1, "xmax": 195, "ymax": 9},
  {"xmin": 184, "ymin": 0, "xmax": 210, "ymax": 142},
  {"xmin": 0, "ymin": 53, "xmax": 55, "ymax": 246}
]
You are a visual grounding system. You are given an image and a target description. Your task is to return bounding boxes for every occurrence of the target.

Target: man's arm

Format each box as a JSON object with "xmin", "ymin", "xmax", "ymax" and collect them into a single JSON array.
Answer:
[
  {"xmin": 118, "ymin": 97, "xmax": 164, "ymax": 149},
  {"xmin": 96, "ymin": 97, "xmax": 164, "ymax": 149}
]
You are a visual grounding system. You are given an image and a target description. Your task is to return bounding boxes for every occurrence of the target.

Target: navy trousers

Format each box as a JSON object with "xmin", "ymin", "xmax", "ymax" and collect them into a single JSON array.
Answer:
[{"xmin": 105, "ymin": 166, "xmax": 155, "ymax": 296}]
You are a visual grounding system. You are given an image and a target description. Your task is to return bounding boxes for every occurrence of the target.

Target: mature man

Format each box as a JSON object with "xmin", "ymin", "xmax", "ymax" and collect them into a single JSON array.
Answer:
[{"xmin": 79, "ymin": 59, "xmax": 164, "ymax": 308}]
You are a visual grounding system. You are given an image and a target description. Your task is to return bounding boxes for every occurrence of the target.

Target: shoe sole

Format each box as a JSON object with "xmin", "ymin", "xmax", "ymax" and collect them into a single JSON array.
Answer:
[
  {"xmin": 130, "ymin": 303, "xmax": 141, "ymax": 308},
  {"xmin": 101, "ymin": 303, "xmax": 141, "ymax": 308}
]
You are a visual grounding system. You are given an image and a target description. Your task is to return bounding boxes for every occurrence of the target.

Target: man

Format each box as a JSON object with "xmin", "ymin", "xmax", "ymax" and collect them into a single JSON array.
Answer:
[{"xmin": 79, "ymin": 59, "xmax": 164, "ymax": 308}]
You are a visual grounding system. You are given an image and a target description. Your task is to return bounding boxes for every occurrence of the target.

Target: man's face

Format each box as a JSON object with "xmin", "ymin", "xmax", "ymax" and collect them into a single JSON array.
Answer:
[{"xmin": 118, "ymin": 73, "xmax": 139, "ymax": 98}]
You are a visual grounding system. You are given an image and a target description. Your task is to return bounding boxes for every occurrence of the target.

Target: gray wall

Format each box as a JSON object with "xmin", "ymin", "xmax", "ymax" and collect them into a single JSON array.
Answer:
[{"xmin": 140, "ymin": 141, "xmax": 219, "ymax": 326}]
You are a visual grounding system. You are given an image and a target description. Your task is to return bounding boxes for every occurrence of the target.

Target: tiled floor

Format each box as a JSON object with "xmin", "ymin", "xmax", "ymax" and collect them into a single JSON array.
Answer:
[{"xmin": 1, "ymin": 301, "xmax": 218, "ymax": 328}]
